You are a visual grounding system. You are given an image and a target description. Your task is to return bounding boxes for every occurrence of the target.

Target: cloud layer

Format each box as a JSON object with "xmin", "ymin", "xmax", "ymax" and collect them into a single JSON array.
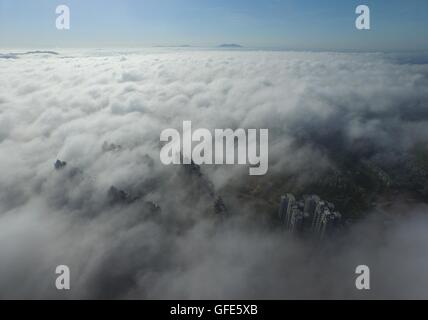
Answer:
[{"xmin": 0, "ymin": 49, "xmax": 428, "ymax": 299}]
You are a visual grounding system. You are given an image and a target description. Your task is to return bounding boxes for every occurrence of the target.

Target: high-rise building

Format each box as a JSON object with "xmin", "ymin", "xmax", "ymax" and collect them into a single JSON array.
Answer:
[
  {"xmin": 311, "ymin": 200, "xmax": 326, "ymax": 232},
  {"xmin": 312, "ymin": 201, "xmax": 341, "ymax": 239},
  {"xmin": 288, "ymin": 205, "xmax": 304, "ymax": 232},
  {"xmin": 303, "ymin": 195, "xmax": 320, "ymax": 230},
  {"xmin": 279, "ymin": 194, "xmax": 341, "ymax": 238},
  {"xmin": 278, "ymin": 193, "xmax": 295, "ymax": 226},
  {"xmin": 318, "ymin": 210, "xmax": 342, "ymax": 239}
]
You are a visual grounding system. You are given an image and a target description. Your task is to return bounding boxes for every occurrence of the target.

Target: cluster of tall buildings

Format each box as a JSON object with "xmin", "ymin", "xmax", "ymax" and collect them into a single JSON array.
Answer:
[{"xmin": 279, "ymin": 194, "xmax": 341, "ymax": 239}]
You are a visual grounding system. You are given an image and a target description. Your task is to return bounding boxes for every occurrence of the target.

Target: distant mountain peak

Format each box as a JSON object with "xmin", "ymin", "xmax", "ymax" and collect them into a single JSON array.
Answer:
[{"xmin": 218, "ymin": 43, "xmax": 243, "ymax": 48}]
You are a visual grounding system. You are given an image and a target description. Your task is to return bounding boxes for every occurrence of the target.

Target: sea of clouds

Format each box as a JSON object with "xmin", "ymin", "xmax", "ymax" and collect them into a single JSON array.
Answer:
[{"xmin": 0, "ymin": 49, "xmax": 428, "ymax": 299}]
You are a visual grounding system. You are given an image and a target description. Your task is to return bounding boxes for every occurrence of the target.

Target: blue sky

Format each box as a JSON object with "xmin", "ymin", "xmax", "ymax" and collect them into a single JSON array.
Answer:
[{"xmin": 0, "ymin": 0, "xmax": 427, "ymax": 51}]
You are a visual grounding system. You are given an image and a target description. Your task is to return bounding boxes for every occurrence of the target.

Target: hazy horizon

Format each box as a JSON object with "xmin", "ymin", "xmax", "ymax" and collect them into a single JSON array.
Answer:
[{"xmin": 1, "ymin": 0, "xmax": 428, "ymax": 51}]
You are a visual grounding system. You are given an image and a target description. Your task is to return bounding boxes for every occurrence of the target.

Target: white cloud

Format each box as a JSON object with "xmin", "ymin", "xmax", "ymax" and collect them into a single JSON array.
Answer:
[{"xmin": 0, "ymin": 49, "xmax": 427, "ymax": 298}]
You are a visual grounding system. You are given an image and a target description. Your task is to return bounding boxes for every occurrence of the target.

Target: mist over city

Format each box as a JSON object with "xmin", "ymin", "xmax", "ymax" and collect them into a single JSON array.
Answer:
[{"xmin": 1, "ymin": 0, "xmax": 428, "ymax": 300}]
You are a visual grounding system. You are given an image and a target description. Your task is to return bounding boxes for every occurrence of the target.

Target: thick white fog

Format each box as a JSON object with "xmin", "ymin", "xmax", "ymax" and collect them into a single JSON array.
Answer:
[{"xmin": 0, "ymin": 49, "xmax": 428, "ymax": 299}]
